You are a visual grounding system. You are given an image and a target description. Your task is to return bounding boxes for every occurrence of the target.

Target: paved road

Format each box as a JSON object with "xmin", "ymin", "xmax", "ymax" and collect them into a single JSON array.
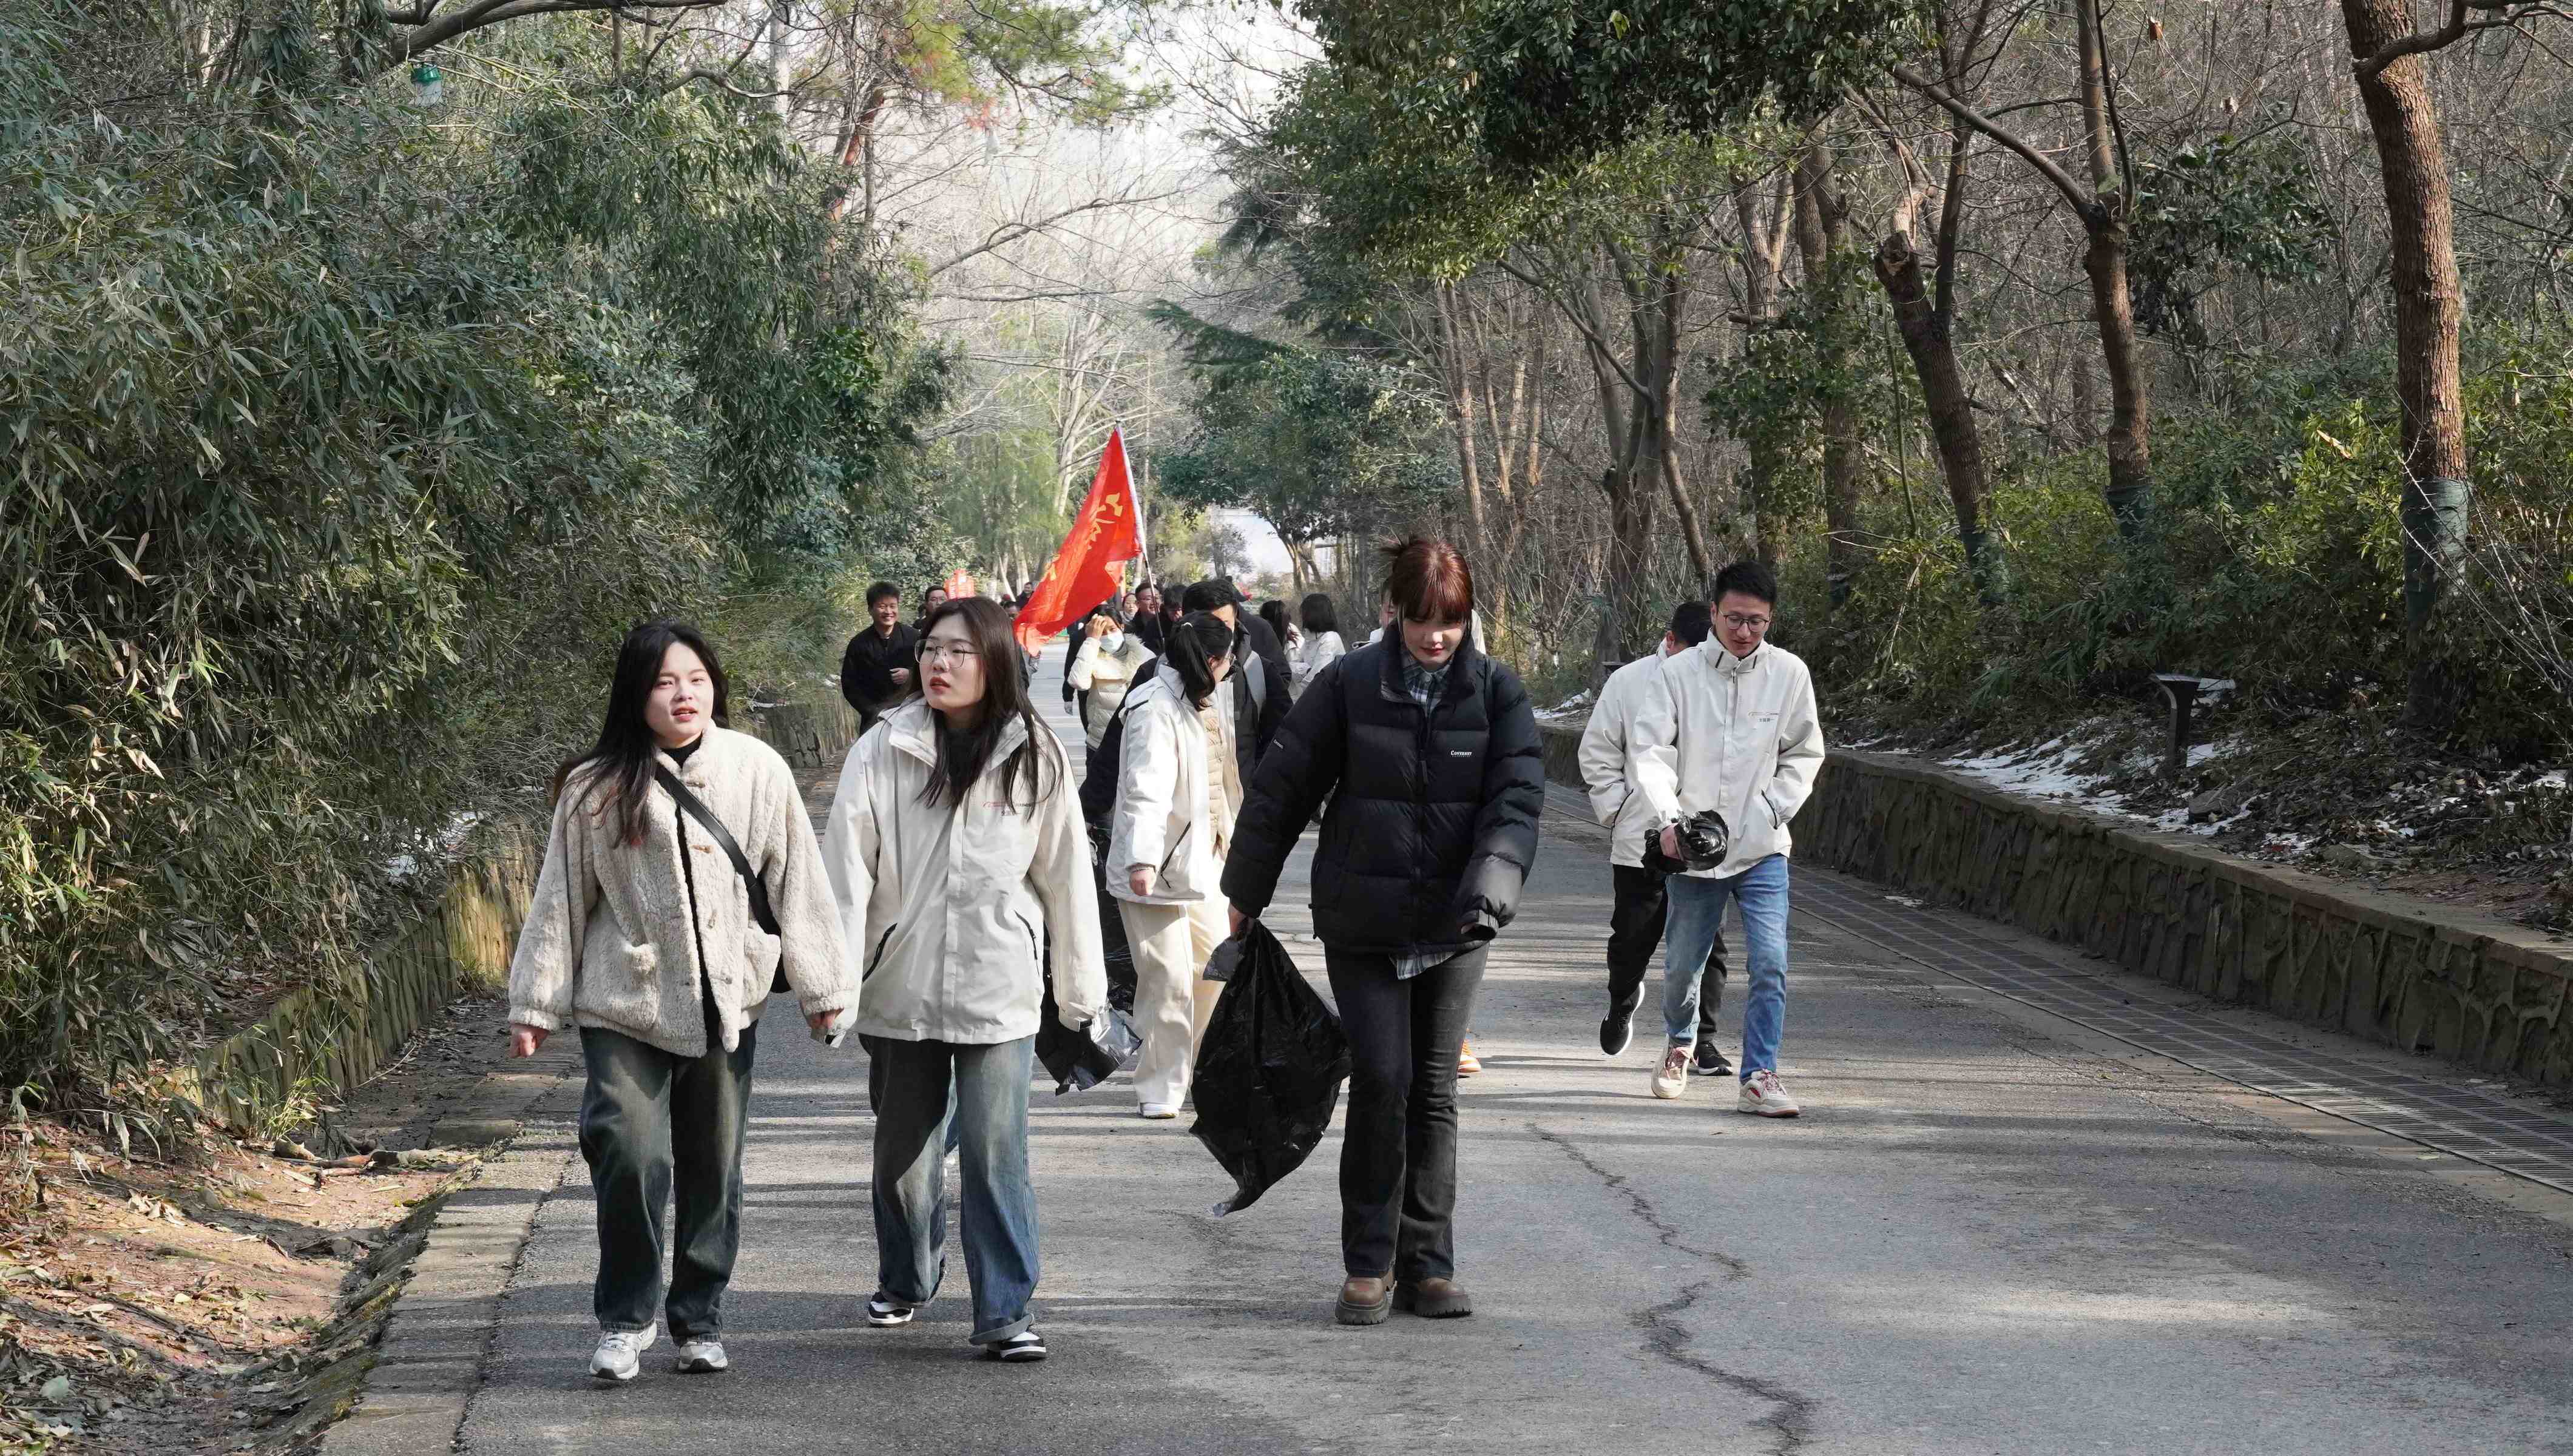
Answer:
[{"xmin": 459, "ymin": 645, "xmax": 2573, "ymax": 1454}]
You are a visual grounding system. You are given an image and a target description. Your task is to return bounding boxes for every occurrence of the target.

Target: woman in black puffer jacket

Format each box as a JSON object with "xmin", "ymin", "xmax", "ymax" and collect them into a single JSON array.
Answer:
[{"xmin": 1221, "ymin": 537, "xmax": 1543, "ymax": 1327}]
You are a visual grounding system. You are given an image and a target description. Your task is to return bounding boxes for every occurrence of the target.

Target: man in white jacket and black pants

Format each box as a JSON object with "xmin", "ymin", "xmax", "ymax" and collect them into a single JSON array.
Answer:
[
  {"xmin": 1577, "ymin": 599, "xmax": 1729, "ymax": 1069},
  {"xmin": 1631, "ymin": 561, "xmax": 1825, "ymax": 1117}
]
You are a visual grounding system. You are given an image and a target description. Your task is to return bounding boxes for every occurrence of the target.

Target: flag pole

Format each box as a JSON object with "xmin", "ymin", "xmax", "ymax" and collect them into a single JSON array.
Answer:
[{"xmin": 1120, "ymin": 420, "xmax": 1151, "ymax": 587}]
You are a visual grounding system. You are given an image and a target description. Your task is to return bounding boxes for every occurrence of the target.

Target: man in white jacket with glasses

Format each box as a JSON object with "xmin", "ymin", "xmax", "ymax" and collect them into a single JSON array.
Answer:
[{"xmin": 1631, "ymin": 561, "xmax": 1826, "ymax": 1117}]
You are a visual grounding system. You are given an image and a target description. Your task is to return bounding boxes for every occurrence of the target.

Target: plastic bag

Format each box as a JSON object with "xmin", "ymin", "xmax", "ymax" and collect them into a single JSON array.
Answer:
[
  {"xmin": 1035, "ymin": 974, "xmax": 1142, "ymax": 1094},
  {"xmin": 1189, "ymin": 921, "xmax": 1351, "ymax": 1216},
  {"xmin": 1087, "ymin": 823, "xmax": 1138, "ymax": 1013}
]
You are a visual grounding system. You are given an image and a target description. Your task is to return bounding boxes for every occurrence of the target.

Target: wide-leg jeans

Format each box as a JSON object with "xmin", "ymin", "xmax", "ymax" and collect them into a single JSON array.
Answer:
[{"xmin": 867, "ymin": 1034, "xmax": 1040, "ymax": 1345}]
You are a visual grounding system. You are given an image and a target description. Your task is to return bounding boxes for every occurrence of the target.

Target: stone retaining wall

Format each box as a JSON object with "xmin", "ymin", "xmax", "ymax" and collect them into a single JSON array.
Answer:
[
  {"xmin": 1536, "ymin": 723, "xmax": 2573, "ymax": 1087},
  {"xmin": 194, "ymin": 700, "xmax": 860, "ymax": 1133}
]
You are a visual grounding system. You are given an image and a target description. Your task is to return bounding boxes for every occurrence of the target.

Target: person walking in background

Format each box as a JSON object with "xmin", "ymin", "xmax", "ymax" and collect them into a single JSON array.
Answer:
[
  {"xmin": 1223, "ymin": 538, "xmax": 1543, "ymax": 1327},
  {"xmin": 913, "ymin": 584, "xmax": 949, "ymax": 637},
  {"xmin": 1180, "ymin": 579, "xmax": 1286, "ymax": 786},
  {"xmin": 1294, "ymin": 593, "xmax": 1345, "ymax": 695},
  {"xmin": 1107, "ymin": 613, "xmax": 1242, "ymax": 1119},
  {"xmin": 506, "ymin": 622, "xmax": 854, "ymax": 1383},
  {"xmin": 1631, "ymin": 561, "xmax": 1824, "ymax": 1116},
  {"xmin": 1577, "ymin": 599, "xmax": 1729, "ymax": 1068},
  {"xmin": 840, "ymin": 582, "xmax": 918, "ymax": 735},
  {"xmin": 822, "ymin": 597, "xmax": 1106, "ymax": 1363},
  {"xmin": 1066, "ymin": 605, "xmax": 1152, "ymax": 752},
  {"xmin": 1131, "ymin": 583, "xmax": 1166, "ymax": 655},
  {"xmin": 1063, "ymin": 596, "xmax": 1121, "ymax": 717},
  {"xmin": 1259, "ymin": 599, "xmax": 1302, "ymax": 693}
]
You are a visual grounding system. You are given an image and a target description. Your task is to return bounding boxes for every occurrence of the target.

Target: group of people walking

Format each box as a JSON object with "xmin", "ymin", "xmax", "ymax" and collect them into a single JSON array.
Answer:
[{"xmin": 502, "ymin": 534, "xmax": 1823, "ymax": 1381}]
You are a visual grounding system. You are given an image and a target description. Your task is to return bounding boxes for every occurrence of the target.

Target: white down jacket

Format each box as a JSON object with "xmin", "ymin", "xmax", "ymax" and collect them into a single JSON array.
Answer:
[
  {"xmin": 1575, "ymin": 643, "xmax": 1675, "ymax": 868},
  {"xmin": 1106, "ymin": 666, "xmax": 1226, "ymax": 906},
  {"xmin": 506, "ymin": 726, "xmax": 854, "ymax": 1059},
  {"xmin": 822, "ymin": 700, "xmax": 1107, "ymax": 1045},
  {"xmin": 1631, "ymin": 640, "xmax": 1826, "ymax": 880}
]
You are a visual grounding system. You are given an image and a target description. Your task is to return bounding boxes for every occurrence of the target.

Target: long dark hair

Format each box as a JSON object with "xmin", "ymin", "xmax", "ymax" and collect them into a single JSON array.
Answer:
[
  {"xmin": 1258, "ymin": 599, "xmax": 1292, "ymax": 644},
  {"xmin": 1165, "ymin": 610, "xmax": 1234, "ymax": 709},
  {"xmin": 552, "ymin": 621, "xmax": 729, "ymax": 847},
  {"xmin": 1299, "ymin": 592, "xmax": 1339, "ymax": 636},
  {"xmin": 918, "ymin": 597, "xmax": 1058, "ymax": 811}
]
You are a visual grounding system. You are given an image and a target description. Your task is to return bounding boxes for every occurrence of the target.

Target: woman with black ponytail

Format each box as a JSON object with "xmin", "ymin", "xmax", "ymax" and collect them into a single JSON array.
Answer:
[
  {"xmin": 506, "ymin": 622, "xmax": 854, "ymax": 1383},
  {"xmin": 822, "ymin": 597, "xmax": 1106, "ymax": 1363},
  {"xmin": 1105, "ymin": 612, "xmax": 1239, "ymax": 1120}
]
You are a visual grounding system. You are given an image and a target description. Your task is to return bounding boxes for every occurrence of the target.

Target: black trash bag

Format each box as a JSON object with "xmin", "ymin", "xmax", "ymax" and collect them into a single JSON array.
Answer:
[
  {"xmin": 1189, "ymin": 921, "xmax": 1351, "ymax": 1216},
  {"xmin": 1035, "ymin": 973, "xmax": 1142, "ymax": 1095},
  {"xmin": 1087, "ymin": 822, "xmax": 1137, "ymax": 1014}
]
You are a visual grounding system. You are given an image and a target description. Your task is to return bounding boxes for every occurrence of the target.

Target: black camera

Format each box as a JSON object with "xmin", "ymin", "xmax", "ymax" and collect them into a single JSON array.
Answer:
[{"xmin": 1647, "ymin": 809, "xmax": 1731, "ymax": 873}]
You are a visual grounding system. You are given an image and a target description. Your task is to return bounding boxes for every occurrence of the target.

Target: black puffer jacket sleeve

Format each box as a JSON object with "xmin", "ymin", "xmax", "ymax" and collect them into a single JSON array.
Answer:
[
  {"xmin": 1452, "ymin": 661, "xmax": 1544, "ymax": 937},
  {"xmin": 1220, "ymin": 656, "xmax": 1348, "ymax": 918}
]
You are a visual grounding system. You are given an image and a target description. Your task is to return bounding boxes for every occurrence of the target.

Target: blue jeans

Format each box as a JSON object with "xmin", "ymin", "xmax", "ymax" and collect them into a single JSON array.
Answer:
[
  {"xmin": 1662, "ymin": 855, "xmax": 1790, "ymax": 1079},
  {"xmin": 866, "ymin": 1035, "xmax": 1040, "ymax": 1344}
]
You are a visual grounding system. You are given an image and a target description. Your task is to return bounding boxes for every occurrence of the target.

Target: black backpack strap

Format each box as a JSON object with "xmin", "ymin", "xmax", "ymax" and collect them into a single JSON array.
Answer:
[{"xmin": 656, "ymin": 766, "xmax": 780, "ymax": 937}]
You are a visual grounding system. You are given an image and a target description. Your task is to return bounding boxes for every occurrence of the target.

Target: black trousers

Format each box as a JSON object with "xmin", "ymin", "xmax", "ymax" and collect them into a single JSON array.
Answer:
[
  {"xmin": 1323, "ymin": 946, "xmax": 1485, "ymax": 1282},
  {"xmin": 578, "ymin": 1013, "xmax": 757, "ymax": 1341},
  {"xmin": 1608, "ymin": 863, "xmax": 1725, "ymax": 1039}
]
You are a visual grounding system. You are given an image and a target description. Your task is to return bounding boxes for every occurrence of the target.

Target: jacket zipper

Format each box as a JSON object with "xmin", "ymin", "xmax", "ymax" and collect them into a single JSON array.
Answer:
[{"xmin": 863, "ymin": 923, "xmax": 897, "ymax": 980}]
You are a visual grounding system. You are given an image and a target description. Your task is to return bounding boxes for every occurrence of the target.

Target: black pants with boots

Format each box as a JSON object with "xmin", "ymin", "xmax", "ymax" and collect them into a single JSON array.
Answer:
[
  {"xmin": 1607, "ymin": 863, "xmax": 1725, "ymax": 1039},
  {"xmin": 1324, "ymin": 946, "xmax": 1486, "ymax": 1283}
]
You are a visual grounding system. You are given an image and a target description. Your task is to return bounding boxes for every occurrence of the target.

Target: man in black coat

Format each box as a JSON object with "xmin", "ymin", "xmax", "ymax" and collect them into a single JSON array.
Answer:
[{"xmin": 839, "ymin": 581, "xmax": 917, "ymax": 733}]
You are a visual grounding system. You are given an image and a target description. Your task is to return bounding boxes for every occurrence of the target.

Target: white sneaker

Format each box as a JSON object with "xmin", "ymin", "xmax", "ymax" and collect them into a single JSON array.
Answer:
[
  {"xmin": 1737, "ymin": 1070, "xmax": 1802, "ymax": 1117},
  {"xmin": 1138, "ymin": 1103, "xmax": 1179, "ymax": 1120},
  {"xmin": 1650, "ymin": 1045, "xmax": 1691, "ymax": 1100},
  {"xmin": 589, "ymin": 1326, "xmax": 657, "ymax": 1382},
  {"xmin": 672, "ymin": 1338, "xmax": 729, "ymax": 1373}
]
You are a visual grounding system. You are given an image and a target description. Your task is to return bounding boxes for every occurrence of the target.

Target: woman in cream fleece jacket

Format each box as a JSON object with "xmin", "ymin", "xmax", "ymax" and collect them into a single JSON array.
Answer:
[{"xmin": 506, "ymin": 622, "xmax": 852, "ymax": 1383}]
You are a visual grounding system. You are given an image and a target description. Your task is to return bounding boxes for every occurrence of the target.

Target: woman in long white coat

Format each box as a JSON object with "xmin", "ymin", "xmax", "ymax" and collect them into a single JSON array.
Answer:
[
  {"xmin": 1106, "ymin": 612, "xmax": 1239, "ymax": 1119},
  {"xmin": 1066, "ymin": 606, "xmax": 1154, "ymax": 750},
  {"xmin": 822, "ymin": 596, "xmax": 1107, "ymax": 1364}
]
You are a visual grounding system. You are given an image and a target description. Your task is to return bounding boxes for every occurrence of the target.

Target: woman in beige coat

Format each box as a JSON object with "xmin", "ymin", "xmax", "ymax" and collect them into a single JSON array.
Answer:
[{"xmin": 506, "ymin": 621, "xmax": 853, "ymax": 1383}]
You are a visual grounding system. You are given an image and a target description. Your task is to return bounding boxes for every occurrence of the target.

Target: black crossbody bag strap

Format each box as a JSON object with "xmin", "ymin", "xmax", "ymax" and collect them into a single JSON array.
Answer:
[{"xmin": 657, "ymin": 766, "xmax": 781, "ymax": 938}]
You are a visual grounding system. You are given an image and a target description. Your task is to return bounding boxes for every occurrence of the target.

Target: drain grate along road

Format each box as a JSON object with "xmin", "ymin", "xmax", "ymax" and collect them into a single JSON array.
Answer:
[{"xmin": 1538, "ymin": 781, "xmax": 2573, "ymax": 1197}]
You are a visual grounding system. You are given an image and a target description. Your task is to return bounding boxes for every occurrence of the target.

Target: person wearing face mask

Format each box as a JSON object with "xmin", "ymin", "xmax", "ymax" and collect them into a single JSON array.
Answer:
[
  {"xmin": 505, "ymin": 622, "xmax": 854, "ymax": 1383},
  {"xmin": 1222, "ymin": 538, "xmax": 1544, "ymax": 1327},
  {"xmin": 822, "ymin": 597, "xmax": 1106, "ymax": 1364},
  {"xmin": 1066, "ymin": 607, "xmax": 1152, "ymax": 750},
  {"xmin": 1106, "ymin": 612, "xmax": 1241, "ymax": 1119},
  {"xmin": 1179, "ymin": 579, "xmax": 1287, "ymax": 787}
]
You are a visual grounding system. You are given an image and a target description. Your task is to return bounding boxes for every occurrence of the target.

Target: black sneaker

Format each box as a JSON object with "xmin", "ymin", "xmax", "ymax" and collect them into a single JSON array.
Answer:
[
  {"xmin": 864, "ymin": 1293, "xmax": 916, "ymax": 1327},
  {"xmin": 987, "ymin": 1329, "xmax": 1047, "ymax": 1363},
  {"xmin": 1691, "ymin": 1042, "xmax": 1733, "ymax": 1077},
  {"xmin": 1600, "ymin": 1002, "xmax": 1638, "ymax": 1057}
]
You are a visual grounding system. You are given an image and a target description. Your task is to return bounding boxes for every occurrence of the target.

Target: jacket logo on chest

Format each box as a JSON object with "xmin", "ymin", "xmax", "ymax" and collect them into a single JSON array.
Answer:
[{"xmin": 1448, "ymin": 750, "xmax": 1472, "ymax": 758}]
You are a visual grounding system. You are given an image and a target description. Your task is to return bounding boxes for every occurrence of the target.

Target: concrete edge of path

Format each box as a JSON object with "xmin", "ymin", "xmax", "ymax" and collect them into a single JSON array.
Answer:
[{"xmin": 314, "ymin": 1043, "xmax": 583, "ymax": 1456}]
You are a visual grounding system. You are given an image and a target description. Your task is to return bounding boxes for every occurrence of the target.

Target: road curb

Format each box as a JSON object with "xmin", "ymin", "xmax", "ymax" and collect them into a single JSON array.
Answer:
[{"xmin": 313, "ymin": 1042, "xmax": 583, "ymax": 1456}]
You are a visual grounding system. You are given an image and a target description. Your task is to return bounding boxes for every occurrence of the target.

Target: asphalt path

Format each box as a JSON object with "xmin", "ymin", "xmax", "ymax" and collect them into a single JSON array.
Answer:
[{"xmin": 459, "ymin": 642, "xmax": 2573, "ymax": 1454}]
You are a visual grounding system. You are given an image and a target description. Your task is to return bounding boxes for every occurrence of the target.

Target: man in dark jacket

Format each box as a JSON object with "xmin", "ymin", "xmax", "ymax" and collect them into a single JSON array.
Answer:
[
  {"xmin": 840, "ymin": 581, "xmax": 917, "ymax": 733},
  {"xmin": 1180, "ymin": 579, "xmax": 1288, "ymax": 786}
]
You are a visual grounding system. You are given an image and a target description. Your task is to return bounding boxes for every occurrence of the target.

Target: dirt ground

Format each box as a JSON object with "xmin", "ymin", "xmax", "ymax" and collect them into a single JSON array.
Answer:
[{"xmin": 1, "ymin": 994, "xmax": 516, "ymax": 1456}]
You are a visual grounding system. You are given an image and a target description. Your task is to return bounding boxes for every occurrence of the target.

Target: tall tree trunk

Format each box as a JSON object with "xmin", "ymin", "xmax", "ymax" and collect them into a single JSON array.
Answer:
[
  {"xmin": 1875, "ymin": 231, "xmax": 2003, "ymax": 604},
  {"xmin": 1435, "ymin": 283, "xmax": 1487, "ymax": 550},
  {"xmin": 2340, "ymin": 0, "xmax": 2472, "ymax": 721},
  {"xmin": 768, "ymin": 0, "xmax": 793, "ymax": 127},
  {"xmin": 1794, "ymin": 141, "xmax": 1867, "ymax": 607},
  {"xmin": 2068, "ymin": 2, "xmax": 2152, "ymax": 539}
]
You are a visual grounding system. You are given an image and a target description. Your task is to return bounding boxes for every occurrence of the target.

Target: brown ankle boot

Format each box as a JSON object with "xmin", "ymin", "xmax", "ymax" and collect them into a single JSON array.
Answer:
[
  {"xmin": 1334, "ymin": 1273, "xmax": 1392, "ymax": 1326},
  {"xmin": 1394, "ymin": 1276, "xmax": 1473, "ymax": 1318}
]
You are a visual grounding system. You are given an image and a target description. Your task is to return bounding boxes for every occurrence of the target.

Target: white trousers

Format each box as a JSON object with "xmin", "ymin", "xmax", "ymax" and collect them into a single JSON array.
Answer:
[{"xmin": 1118, "ymin": 897, "xmax": 1227, "ymax": 1109}]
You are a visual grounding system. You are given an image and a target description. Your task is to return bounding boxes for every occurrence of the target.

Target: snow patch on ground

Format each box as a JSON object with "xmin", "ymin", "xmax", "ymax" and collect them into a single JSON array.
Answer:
[
  {"xmin": 1538, "ymin": 689, "xmax": 1595, "ymax": 721},
  {"xmin": 1936, "ymin": 726, "xmax": 2253, "ymax": 838}
]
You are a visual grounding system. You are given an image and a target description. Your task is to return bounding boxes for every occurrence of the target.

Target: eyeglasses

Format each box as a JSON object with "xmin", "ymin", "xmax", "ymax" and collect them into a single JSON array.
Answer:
[
  {"xmin": 919, "ymin": 644, "xmax": 981, "ymax": 666},
  {"xmin": 1720, "ymin": 613, "xmax": 1773, "ymax": 632}
]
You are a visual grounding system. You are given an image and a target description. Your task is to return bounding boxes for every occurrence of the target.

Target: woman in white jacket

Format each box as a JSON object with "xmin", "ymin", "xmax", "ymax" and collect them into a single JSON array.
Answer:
[
  {"xmin": 505, "ymin": 621, "xmax": 854, "ymax": 1384},
  {"xmin": 1107, "ymin": 612, "xmax": 1239, "ymax": 1119},
  {"xmin": 1065, "ymin": 606, "xmax": 1154, "ymax": 750},
  {"xmin": 1294, "ymin": 593, "xmax": 1345, "ymax": 695},
  {"xmin": 822, "ymin": 597, "xmax": 1106, "ymax": 1364}
]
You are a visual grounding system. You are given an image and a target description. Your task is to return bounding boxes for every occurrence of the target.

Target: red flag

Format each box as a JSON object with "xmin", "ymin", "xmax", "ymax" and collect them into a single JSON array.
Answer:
[{"xmin": 1015, "ymin": 427, "xmax": 1141, "ymax": 653}]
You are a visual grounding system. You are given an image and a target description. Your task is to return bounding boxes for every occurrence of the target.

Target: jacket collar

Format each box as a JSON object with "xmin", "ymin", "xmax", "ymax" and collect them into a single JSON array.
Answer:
[
  {"xmin": 653, "ymin": 724, "xmax": 735, "ymax": 784},
  {"xmin": 1374, "ymin": 631, "xmax": 1481, "ymax": 707},
  {"xmin": 1706, "ymin": 640, "xmax": 1770, "ymax": 676},
  {"xmin": 881, "ymin": 698, "xmax": 1032, "ymax": 770}
]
